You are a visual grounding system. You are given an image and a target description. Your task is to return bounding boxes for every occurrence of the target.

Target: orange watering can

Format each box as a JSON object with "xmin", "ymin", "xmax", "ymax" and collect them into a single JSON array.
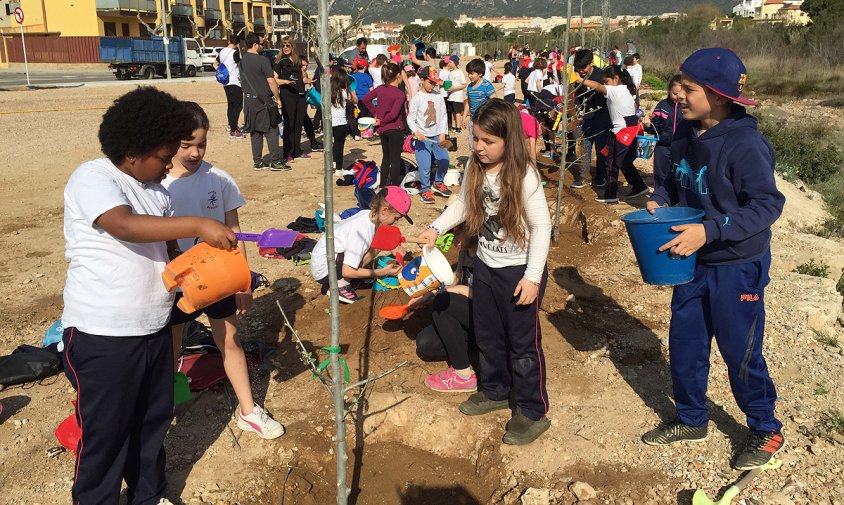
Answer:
[{"xmin": 161, "ymin": 242, "xmax": 251, "ymax": 313}]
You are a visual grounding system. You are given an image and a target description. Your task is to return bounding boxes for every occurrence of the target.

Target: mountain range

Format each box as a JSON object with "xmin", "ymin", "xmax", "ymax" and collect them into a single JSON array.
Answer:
[{"xmin": 300, "ymin": 0, "xmax": 736, "ymax": 24}]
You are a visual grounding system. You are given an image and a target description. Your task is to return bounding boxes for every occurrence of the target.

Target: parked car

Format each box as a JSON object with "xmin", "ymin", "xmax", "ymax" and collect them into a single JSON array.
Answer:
[{"xmin": 201, "ymin": 47, "xmax": 222, "ymax": 71}]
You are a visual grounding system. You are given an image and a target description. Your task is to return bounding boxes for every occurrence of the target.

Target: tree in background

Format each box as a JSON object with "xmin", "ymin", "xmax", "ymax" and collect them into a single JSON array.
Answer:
[
  {"xmin": 430, "ymin": 17, "xmax": 458, "ymax": 40},
  {"xmin": 400, "ymin": 23, "xmax": 428, "ymax": 41}
]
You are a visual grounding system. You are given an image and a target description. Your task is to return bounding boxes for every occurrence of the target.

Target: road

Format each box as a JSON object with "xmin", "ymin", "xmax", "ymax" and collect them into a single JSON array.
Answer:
[{"xmin": 0, "ymin": 69, "xmax": 216, "ymax": 88}]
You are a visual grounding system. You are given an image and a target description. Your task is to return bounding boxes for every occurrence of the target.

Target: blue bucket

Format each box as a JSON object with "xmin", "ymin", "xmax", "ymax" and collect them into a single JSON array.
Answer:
[
  {"xmin": 621, "ymin": 207, "xmax": 705, "ymax": 286},
  {"xmin": 636, "ymin": 135, "xmax": 657, "ymax": 160}
]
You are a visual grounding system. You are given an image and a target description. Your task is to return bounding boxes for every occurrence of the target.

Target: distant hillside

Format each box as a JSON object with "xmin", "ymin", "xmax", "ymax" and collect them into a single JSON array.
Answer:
[{"xmin": 300, "ymin": 0, "xmax": 736, "ymax": 24}]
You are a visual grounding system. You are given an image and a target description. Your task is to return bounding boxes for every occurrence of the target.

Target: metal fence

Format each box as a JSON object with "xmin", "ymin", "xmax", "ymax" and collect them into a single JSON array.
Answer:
[{"xmin": 3, "ymin": 35, "xmax": 102, "ymax": 63}]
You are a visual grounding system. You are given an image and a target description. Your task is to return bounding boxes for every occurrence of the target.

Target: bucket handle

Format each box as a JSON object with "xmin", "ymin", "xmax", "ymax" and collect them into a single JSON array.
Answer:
[{"xmin": 235, "ymin": 233, "xmax": 261, "ymax": 242}]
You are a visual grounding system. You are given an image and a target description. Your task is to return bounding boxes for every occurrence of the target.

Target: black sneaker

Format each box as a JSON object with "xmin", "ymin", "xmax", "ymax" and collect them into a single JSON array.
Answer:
[
  {"xmin": 458, "ymin": 392, "xmax": 509, "ymax": 416},
  {"xmin": 623, "ymin": 186, "xmax": 650, "ymax": 199},
  {"xmin": 253, "ymin": 161, "xmax": 267, "ymax": 171},
  {"xmin": 502, "ymin": 411, "xmax": 551, "ymax": 445},
  {"xmin": 311, "ymin": 141, "xmax": 324, "ymax": 152},
  {"xmin": 642, "ymin": 418, "xmax": 708, "ymax": 446},
  {"xmin": 733, "ymin": 430, "xmax": 785, "ymax": 470},
  {"xmin": 268, "ymin": 161, "xmax": 291, "ymax": 171}
]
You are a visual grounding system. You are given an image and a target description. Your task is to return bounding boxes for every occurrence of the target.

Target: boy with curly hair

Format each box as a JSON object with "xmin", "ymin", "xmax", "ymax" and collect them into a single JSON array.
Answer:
[{"xmin": 62, "ymin": 87, "xmax": 235, "ymax": 504}]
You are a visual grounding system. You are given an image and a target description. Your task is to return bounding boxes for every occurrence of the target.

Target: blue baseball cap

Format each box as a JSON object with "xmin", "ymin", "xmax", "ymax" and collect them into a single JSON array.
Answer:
[{"xmin": 680, "ymin": 48, "xmax": 757, "ymax": 107}]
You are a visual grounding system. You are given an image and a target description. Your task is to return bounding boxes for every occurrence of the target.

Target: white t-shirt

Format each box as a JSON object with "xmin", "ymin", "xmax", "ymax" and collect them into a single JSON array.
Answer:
[
  {"xmin": 310, "ymin": 210, "xmax": 376, "ymax": 281},
  {"xmin": 605, "ymin": 84, "xmax": 636, "ymax": 133},
  {"xmin": 62, "ymin": 158, "xmax": 174, "ymax": 336},
  {"xmin": 527, "ymin": 69, "xmax": 545, "ymax": 92},
  {"xmin": 483, "ymin": 61, "xmax": 493, "ymax": 82},
  {"xmin": 162, "ymin": 161, "xmax": 245, "ymax": 252},
  {"xmin": 502, "ymin": 73, "xmax": 516, "ymax": 96},
  {"xmin": 407, "ymin": 90, "xmax": 448, "ymax": 138},
  {"xmin": 218, "ymin": 46, "xmax": 241, "ymax": 87},
  {"xmin": 331, "ymin": 90, "xmax": 350, "ymax": 126},
  {"xmin": 626, "ymin": 63, "xmax": 642, "ymax": 88},
  {"xmin": 431, "ymin": 166, "xmax": 551, "ymax": 283},
  {"xmin": 369, "ymin": 65, "xmax": 384, "ymax": 88},
  {"xmin": 448, "ymin": 68, "xmax": 467, "ymax": 102}
]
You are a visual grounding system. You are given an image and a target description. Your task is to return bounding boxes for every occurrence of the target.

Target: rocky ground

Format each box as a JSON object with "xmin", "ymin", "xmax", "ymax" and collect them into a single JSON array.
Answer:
[{"xmin": 0, "ymin": 69, "xmax": 842, "ymax": 505}]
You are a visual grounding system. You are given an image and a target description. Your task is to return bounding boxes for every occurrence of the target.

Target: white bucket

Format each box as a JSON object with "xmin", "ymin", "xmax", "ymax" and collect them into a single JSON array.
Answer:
[
  {"xmin": 397, "ymin": 246, "xmax": 454, "ymax": 297},
  {"xmin": 443, "ymin": 168, "xmax": 463, "ymax": 187}
]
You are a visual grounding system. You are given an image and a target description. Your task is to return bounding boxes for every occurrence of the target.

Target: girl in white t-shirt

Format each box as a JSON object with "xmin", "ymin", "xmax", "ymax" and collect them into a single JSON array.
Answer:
[
  {"xmin": 502, "ymin": 62, "xmax": 516, "ymax": 103},
  {"xmin": 163, "ymin": 102, "xmax": 284, "ymax": 440},
  {"xmin": 526, "ymin": 58, "xmax": 547, "ymax": 110},
  {"xmin": 61, "ymin": 88, "xmax": 235, "ymax": 504},
  {"xmin": 310, "ymin": 187, "xmax": 410, "ymax": 303},
  {"xmin": 417, "ymin": 99, "xmax": 552, "ymax": 445},
  {"xmin": 576, "ymin": 65, "xmax": 648, "ymax": 203},
  {"xmin": 330, "ymin": 68, "xmax": 358, "ymax": 173}
]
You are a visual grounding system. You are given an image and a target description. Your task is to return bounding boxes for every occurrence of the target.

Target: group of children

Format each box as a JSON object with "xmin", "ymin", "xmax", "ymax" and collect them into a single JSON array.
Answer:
[{"xmin": 59, "ymin": 42, "xmax": 785, "ymax": 504}]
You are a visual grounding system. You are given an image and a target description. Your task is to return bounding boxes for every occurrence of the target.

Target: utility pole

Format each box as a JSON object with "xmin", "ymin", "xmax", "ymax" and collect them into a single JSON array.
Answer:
[
  {"xmin": 600, "ymin": 0, "xmax": 609, "ymax": 58},
  {"xmin": 161, "ymin": 0, "xmax": 172, "ymax": 79}
]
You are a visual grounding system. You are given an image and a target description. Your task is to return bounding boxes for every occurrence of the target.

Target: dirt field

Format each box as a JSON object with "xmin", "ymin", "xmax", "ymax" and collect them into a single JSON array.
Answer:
[{"xmin": 1, "ymin": 72, "xmax": 842, "ymax": 505}]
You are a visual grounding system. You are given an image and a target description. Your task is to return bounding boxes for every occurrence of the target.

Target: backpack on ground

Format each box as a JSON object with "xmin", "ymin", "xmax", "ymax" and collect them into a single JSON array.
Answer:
[{"xmin": 0, "ymin": 344, "xmax": 62, "ymax": 388}]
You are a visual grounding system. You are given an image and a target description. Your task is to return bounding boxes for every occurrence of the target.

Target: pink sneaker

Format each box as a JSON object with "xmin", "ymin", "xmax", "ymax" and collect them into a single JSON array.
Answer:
[{"xmin": 424, "ymin": 367, "xmax": 477, "ymax": 393}]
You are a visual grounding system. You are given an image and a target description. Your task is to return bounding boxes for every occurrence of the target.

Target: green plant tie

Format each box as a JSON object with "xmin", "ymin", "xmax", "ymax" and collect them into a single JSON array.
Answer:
[
  {"xmin": 314, "ymin": 345, "xmax": 350, "ymax": 384},
  {"xmin": 436, "ymin": 233, "xmax": 454, "ymax": 253}
]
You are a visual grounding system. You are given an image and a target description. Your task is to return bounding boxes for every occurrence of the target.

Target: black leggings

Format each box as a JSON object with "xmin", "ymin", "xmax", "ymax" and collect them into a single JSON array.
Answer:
[
  {"xmin": 280, "ymin": 89, "xmax": 306, "ymax": 158},
  {"xmin": 605, "ymin": 135, "xmax": 646, "ymax": 199},
  {"xmin": 415, "ymin": 292, "xmax": 472, "ymax": 370},
  {"xmin": 332, "ymin": 125, "xmax": 348, "ymax": 170},
  {"xmin": 379, "ymin": 129, "xmax": 405, "ymax": 186},
  {"xmin": 223, "ymin": 84, "xmax": 243, "ymax": 132}
]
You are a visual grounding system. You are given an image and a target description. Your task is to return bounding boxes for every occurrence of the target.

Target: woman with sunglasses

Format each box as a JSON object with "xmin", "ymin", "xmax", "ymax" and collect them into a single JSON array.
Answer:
[{"xmin": 274, "ymin": 36, "xmax": 308, "ymax": 162}]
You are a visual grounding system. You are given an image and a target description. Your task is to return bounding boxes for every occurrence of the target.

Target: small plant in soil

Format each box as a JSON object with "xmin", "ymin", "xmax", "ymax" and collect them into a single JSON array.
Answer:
[
  {"xmin": 837, "ymin": 271, "xmax": 844, "ymax": 298},
  {"xmin": 813, "ymin": 329, "xmax": 840, "ymax": 348},
  {"xmin": 814, "ymin": 381, "xmax": 829, "ymax": 396},
  {"xmin": 795, "ymin": 258, "xmax": 830, "ymax": 278},
  {"xmin": 822, "ymin": 410, "xmax": 844, "ymax": 435}
]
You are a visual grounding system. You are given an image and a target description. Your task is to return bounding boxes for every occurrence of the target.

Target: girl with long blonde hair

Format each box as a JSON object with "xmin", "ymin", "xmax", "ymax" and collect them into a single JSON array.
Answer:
[{"xmin": 417, "ymin": 98, "xmax": 552, "ymax": 445}]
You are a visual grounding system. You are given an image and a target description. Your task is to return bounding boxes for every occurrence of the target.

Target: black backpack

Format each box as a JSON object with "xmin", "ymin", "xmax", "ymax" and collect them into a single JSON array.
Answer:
[{"xmin": 0, "ymin": 344, "xmax": 62, "ymax": 389}]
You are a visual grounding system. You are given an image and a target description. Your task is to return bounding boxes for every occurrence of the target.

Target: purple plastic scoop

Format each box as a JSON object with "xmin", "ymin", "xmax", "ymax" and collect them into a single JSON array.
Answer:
[{"xmin": 235, "ymin": 229, "xmax": 298, "ymax": 248}]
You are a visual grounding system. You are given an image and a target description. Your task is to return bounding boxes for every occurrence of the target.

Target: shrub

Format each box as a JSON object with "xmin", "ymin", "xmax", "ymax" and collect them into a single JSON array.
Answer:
[
  {"xmin": 758, "ymin": 116, "xmax": 842, "ymax": 185},
  {"xmin": 795, "ymin": 258, "xmax": 831, "ymax": 278},
  {"xmin": 640, "ymin": 73, "xmax": 667, "ymax": 90},
  {"xmin": 823, "ymin": 410, "xmax": 844, "ymax": 435},
  {"xmin": 837, "ymin": 271, "xmax": 844, "ymax": 298}
]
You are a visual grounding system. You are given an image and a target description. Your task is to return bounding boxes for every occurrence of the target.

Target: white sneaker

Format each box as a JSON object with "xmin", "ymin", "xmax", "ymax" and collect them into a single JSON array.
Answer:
[
  {"xmin": 158, "ymin": 499, "xmax": 175, "ymax": 505},
  {"xmin": 237, "ymin": 404, "xmax": 285, "ymax": 439}
]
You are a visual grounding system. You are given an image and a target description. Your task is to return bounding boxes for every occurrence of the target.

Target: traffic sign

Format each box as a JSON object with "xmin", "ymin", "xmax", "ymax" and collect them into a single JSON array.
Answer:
[{"xmin": 13, "ymin": 6, "xmax": 24, "ymax": 25}]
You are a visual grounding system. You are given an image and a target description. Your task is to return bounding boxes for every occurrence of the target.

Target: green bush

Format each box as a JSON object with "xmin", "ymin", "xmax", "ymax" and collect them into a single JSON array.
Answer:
[
  {"xmin": 837, "ymin": 271, "xmax": 844, "ymax": 298},
  {"xmin": 796, "ymin": 258, "xmax": 831, "ymax": 278},
  {"xmin": 758, "ymin": 116, "xmax": 842, "ymax": 185},
  {"xmin": 640, "ymin": 73, "xmax": 667, "ymax": 90}
]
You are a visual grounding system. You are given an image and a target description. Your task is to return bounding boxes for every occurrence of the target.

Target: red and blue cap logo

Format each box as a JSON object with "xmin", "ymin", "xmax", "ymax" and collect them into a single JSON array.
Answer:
[{"xmin": 680, "ymin": 48, "xmax": 758, "ymax": 107}]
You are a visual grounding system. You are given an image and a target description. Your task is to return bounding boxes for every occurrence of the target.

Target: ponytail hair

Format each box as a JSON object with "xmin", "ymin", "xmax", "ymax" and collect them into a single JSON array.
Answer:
[
  {"xmin": 602, "ymin": 65, "xmax": 636, "ymax": 96},
  {"xmin": 667, "ymin": 74, "xmax": 682, "ymax": 92}
]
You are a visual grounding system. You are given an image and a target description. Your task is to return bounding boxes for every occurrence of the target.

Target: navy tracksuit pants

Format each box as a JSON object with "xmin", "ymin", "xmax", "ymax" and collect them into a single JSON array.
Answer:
[
  {"xmin": 652, "ymin": 145, "xmax": 672, "ymax": 191},
  {"xmin": 669, "ymin": 250, "xmax": 782, "ymax": 433},
  {"xmin": 62, "ymin": 326, "xmax": 174, "ymax": 505},
  {"xmin": 472, "ymin": 261, "xmax": 549, "ymax": 421}
]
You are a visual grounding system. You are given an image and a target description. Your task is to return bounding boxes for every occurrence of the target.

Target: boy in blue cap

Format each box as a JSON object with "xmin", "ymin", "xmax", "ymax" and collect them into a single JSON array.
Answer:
[{"xmin": 642, "ymin": 48, "xmax": 786, "ymax": 470}]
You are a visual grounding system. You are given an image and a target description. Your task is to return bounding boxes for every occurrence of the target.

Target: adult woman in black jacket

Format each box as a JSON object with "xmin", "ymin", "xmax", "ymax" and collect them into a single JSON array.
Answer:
[{"xmin": 274, "ymin": 36, "xmax": 308, "ymax": 161}]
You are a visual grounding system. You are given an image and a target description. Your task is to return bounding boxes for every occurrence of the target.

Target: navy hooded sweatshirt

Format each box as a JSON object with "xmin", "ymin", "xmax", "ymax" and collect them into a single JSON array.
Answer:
[
  {"xmin": 649, "ymin": 97, "xmax": 684, "ymax": 147},
  {"xmin": 650, "ymin": 105, "xmax": 785, "ymax": 265}
]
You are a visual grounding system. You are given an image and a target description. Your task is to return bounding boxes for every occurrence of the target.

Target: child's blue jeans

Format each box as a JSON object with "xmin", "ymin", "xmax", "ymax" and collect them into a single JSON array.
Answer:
[
  {"xmin": 669, "ymin": 249, "xmax": 782, "ymax": 433},
  {"xmin": 413, "ymin": 137, "xmax": 449, "ymax": 193}
]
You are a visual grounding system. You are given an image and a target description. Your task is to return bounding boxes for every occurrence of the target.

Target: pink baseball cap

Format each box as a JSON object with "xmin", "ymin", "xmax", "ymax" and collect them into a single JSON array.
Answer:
[{"xmin": 383, "ymin": 186, "xmax": 413, "ymax": 224}]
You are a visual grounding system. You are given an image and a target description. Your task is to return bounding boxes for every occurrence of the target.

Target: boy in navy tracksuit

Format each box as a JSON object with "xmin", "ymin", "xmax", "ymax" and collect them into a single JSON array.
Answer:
[
  {"xmin": 648, "ymin": 75, "xmax": 685, "ymax": 190},
  {"xmin": 641, "ymin": 49, "xmax": 786, "ymax": 471}
]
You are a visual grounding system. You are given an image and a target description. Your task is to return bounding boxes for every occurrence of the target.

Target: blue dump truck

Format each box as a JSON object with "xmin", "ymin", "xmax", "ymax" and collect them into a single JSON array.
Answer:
[{"xmin": 100, "ymin": 36, "xmax": 204, "ymax": 80}]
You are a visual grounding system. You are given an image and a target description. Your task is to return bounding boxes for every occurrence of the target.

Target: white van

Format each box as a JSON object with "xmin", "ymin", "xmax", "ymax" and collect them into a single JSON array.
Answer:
[{"xmin": 341, "ymin": 44, "xmax": 389, "ymax": 62}]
